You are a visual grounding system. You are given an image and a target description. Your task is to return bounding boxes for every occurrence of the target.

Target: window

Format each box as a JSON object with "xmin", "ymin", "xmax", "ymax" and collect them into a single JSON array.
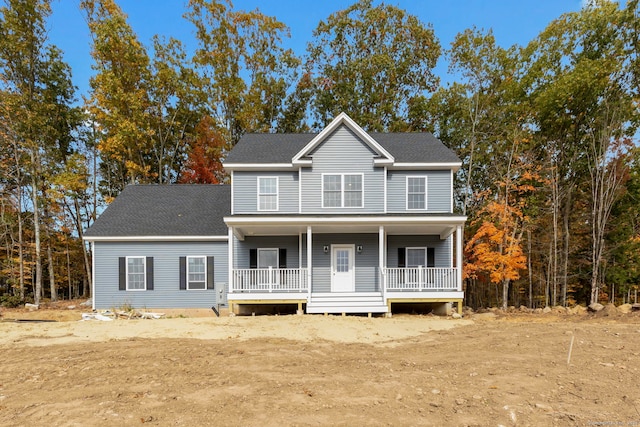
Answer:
[
  {"xmin": 407, "ymin": 176, "xmax": 427, "ymax": 210},
  {"xmin": 406, "ymin": 248, "xmax": 427, "ymax": 268},
  {"xmin": 127, "ymin": 257, "xmax": 146, "ymax": 290},
  {"xmin": 323, "ymin": 174, "xmax": 363, "ymax": 208},
  {"xmin": 187, "ymin": 256, "xmax": 206, "ymax": 290},
  {"xmin": 258, "ymin": 248, "xmax": 278, "ymax": 268},
  {"xmin": 258, "ymin": 177, "xmax": 278, "ymax": 211},
  {"xmin": 179, "ymin": 256, "xmax": 213, "ymax": 290}
]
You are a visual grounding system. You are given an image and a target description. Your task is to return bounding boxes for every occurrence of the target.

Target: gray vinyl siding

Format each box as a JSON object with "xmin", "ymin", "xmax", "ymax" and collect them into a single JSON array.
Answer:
[
  {"xmin": 93, "ymin": 241, "xmax": 228, "ymax": 309},
  {"xmin": 233, "ymin": 236, "xmax": 300, "ymax": 268},
  {"xmin": 301, "ymin": 126, "xmax": 384, "ymax": 213},
  {"xmin": 300, "ymin": 233, "xmax": 381, "ymax": 293},
  {"xmin": 233, "ymin": 171, "xmax": 299, "ymax": 214},
  {"xmin": 387, "ymin": 170, "xmax": 452, "ymax": 213},
  {"xmin": 387, "ymin": 235, "xmax": 452, "ymax": 268}
]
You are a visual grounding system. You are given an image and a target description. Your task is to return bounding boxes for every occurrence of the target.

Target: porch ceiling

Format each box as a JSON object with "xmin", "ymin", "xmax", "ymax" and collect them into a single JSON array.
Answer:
[{"xmin": 224, "ymin": 215, "xmax": 466, "ymax": 241}]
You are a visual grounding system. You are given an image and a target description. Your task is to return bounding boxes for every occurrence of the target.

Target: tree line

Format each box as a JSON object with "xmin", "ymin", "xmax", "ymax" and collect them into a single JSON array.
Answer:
[{"xmin": 0, "ymin": 0, "xmax": 638, "ymax": 308}]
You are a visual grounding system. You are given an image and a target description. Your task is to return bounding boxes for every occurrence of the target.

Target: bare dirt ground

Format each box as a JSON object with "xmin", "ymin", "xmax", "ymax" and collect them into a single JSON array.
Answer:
[{"xmin": 1, "ymin": 302, "xmax": 640, "ymax": 426}]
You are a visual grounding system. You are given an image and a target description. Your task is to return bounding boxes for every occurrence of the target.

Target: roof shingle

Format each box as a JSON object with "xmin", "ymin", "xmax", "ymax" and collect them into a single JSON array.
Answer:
[
  {"xmin": 84, "ymin": 184, "xmax": 230, "ymax": 238},
  {"xmin": 224, "ymin": 129, "xmax": 460, "ymax": 164}
]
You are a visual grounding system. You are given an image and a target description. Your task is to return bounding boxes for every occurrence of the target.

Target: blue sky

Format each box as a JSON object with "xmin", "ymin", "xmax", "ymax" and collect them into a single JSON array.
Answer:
[{"xmin": 47, "ymin": 0, "xmax": 583, "ymax": 99}]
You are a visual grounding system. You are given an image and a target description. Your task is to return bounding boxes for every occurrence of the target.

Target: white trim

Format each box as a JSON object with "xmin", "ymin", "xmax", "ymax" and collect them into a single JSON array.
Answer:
[
  {"xmin": 257, "ymin": 248, "xmax": 279, "ymax": 268},
  {"xmin": 406, "ymin": 176, "xmax": 428, "ymax": 210},
  {"xmin": 225, "ymin": 215, "xmax": 467, "ymax": 226},
  {"xmin": 307, "ymin": 226, "xmax": 312, "ymax": 295},
  {"xmin": 125, "ymin": 256, "xmax": 146, "ymax": 291},
  {"xmin": 231, "ymin": 170, "xmax": 235, "ymax": 215},
  {"xmin": 331, "ymin": 244, "xmax": 356, "ymax": 292},
  {"xmin": 406, "ymin": 247, "xmax": 428, "ymax": 268},
  {"xmin": 84, "ymin": 235, "xmax": 229, "ymax": 242},
  {"xmin": 389, "ymin": 162, "xmax": 461, "ymax": 171},
  {"xmin": 456, "ymin": 225, "xmax": 463, "ymax": 291},
  {"xmin": 450, "ymin": 169, "xmax": 454, "ymax": 213},
  {"xmin": 186, "ymin": 255, "xmax": 208, "ymax": 290},
  {"xmin": 374, "ymin": 158, "xmax": 394, "ymax": 165},
  {"xmin": 228, "ymin": 227, "xmax": 234, "ymax": 293},
  {"xmin": 292, "ymin": 112, "xmax": 394, "ymax": 163},
  {"xmin": 298, "ymin": 233, "xmax": 303, "ymax": 268},
  {"xmin": 298, "ymin": 168, "xmax": 302, "ymax": 214},
  {"xmin": 383, "ymin": 166, "xmax": 388, "ymax": 214},
  {"xmin": 223, "ymin": 163, "xmax": 295, "ymax": 171},
  {"xmin": 321, "ymin": 173, "xmax": 364, "ymax": 209},
  {"xmin": 379, "ymin": 225, "xmax": 385, "ymax": 270},
  {"xmin": 91, "ymin": 241, "xmax": 95, "ymax": 310},
  {"xmin": 257, "ymin": 176, "xmax": 279, "ymax": 212}
]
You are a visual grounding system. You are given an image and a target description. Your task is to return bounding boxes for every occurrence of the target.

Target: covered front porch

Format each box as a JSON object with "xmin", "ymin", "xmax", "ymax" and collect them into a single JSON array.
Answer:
[{"xmin": 224, "ymin": 215, "xmax": 466, "ymax": 315}]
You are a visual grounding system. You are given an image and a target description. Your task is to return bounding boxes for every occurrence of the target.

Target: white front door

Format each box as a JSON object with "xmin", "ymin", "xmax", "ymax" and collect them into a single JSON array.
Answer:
[{"xmin": 331, "ymin": 244, "xmax": 355, "ymax": 292}]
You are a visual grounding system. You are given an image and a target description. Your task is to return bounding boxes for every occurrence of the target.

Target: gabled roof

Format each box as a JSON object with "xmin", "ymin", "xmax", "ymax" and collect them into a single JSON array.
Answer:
[
  {"xmin": 292, "ymin": 112, "xmax": 394, "ymax": 164},
  {"xmin": 84, "ymin": 184, "xmax": 230, "ymax": 239},
  {"xmin": 224, "ymin": 116, "xmax": 461, "ymax": 167}
]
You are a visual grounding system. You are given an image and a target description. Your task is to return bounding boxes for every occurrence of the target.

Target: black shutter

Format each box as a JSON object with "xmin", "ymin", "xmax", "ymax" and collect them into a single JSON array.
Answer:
[
  {"xmin": 427, "ymin": 248, "xmax": 435, "ymax": 268},
  {"xmin": 207, "ymin": 256, "xmax": 215, "ymax": 289},
  {"xmin": 279, "ymin": 248, "xmax": 287, "ymax": 269},
  {"xmin": 119, "ymin": 257, "xmax": 126, "ymax": 290},
  {"xmin": 179, "ymin": 256, "xmax": 186, "ymax": 290},
  {"xmin": 397, "ymin": 248, "xmax": 406, "ymax": 268},
  {"xmin": 249, "ymin": 249, "xmax": 257, "ymax": 269},
  {"xmin": 146, "ymin": 257, "xmax": 154, "ymax": 290}
]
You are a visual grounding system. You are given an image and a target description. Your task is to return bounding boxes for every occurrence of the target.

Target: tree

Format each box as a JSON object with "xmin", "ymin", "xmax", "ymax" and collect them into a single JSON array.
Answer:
[
  {"xmin": 1, "ymin": 0, "xmax": 79, "ymax": 304},
  {"xmin": 304, "ymin": 0, "xmax": 440, "ymax": 131},
  {"xmin": 186, "ymin": 0, "xmax": 299, "ymax": 146},
  {"xmin": 178, "ymin": 116, "xmax": 227, "ymax": 184},
  {"xmin": 81, "ymin": 0, "xmax": 154, "ymax": 197},
  {"xmin": 523, "ymin": 0, "xmax": 639, "ymax": 305}
]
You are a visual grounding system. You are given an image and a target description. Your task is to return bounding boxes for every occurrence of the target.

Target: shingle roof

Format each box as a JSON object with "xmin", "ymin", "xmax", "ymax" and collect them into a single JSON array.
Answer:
[
  {"xmin": 224, "ymin": 130, "xmax": 461, "ymax": 164},
  {"xmin": 224, "ymin": 133, "xmax": 312, "ymax": 164},
  {"xmin": 84, "ymin": 184, "xmax": 230, "ymax": 238}
]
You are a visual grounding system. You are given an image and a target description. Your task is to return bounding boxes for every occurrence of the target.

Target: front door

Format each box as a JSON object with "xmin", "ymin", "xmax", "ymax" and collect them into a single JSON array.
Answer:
[{"xmin": 331, "ymin": 244, "xmax": 355, "ymax": 292}]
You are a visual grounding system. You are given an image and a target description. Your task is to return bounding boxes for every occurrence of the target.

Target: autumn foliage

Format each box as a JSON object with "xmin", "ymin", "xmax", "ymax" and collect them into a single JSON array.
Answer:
[{"xmin": 178, "ymin": 116, "xmax": 227, "ymax": 184}]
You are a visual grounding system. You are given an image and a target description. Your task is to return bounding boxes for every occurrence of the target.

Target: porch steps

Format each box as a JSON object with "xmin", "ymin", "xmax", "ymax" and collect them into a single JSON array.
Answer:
[{"xmin": 306, "ymin": 292, "xmax": 388, "ymax": 314}]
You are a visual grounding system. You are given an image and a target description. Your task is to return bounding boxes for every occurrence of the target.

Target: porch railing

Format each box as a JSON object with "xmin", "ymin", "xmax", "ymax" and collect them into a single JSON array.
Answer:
[
  {"xmin": 383, "ymin": 267, "xmax": 458, "ymax": 291},
  {"xmin": 231, "ymin": 268, "xmax": 309, "ymax": 293}
]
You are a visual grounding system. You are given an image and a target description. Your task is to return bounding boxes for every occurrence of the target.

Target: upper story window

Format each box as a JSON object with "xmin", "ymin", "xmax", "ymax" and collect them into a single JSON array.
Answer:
[
  {"xmin": 258, "ymin": 177, "xmax": 278, "ymax": 211},
  {"xmin": 323, "ymin": 174, "xmax": 363, "ymax": 208},
  {"xmin": 187, "ymin": 256, "xmax": 206, "ymax": 290},
  {"xmin": 127, "ymin": 256, "xmax": 146, "ymax": 290},
  {"xmin": 407, "ymin": 176, "xmax": 427, "ymax": 210}
]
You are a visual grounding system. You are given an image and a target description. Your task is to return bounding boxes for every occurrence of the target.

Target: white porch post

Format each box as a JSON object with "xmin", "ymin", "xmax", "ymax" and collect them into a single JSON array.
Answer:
[
  {"xmin": 456, "ymin": 225, "xmax": 463, "ymax": 291},
  {"xmin": 379, "ymin": 225, "xmax": 385, "ymax": 294},
  {"xmin": 228, "ymin": 227, "xmax": 234, "ymax": 293},
  {"xmin": 307, "ymin": 226, "xmax": 312, "ymax": 296}
]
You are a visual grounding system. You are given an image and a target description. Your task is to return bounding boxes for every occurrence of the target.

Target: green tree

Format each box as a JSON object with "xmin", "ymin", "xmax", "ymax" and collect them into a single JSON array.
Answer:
[
  {"xmin": 0, "ymin": 0, "xmax": 79, "ymax": 304},
  {"xmin": 305, "ymin": 0, "xmax": 440, "ymax": 131},
  {"xmin": 81, "ymin": 0, "xmax": 153, "ymax": 198},
  {"xmin": 186, "ymin": 0, "xmax": 299, "ymax": 146}
]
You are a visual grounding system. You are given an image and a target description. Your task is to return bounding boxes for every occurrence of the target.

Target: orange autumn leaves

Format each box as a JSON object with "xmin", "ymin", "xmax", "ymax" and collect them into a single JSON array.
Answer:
[{"xmin": 464, "ymin": 163, "xmax": 542, "ymax": 287}]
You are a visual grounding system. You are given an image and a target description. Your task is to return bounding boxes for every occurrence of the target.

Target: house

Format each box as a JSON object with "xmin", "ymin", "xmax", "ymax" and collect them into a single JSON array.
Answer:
[{"xmin": 84, "ymin": 113, "xmax": 466, "ymax": 315}]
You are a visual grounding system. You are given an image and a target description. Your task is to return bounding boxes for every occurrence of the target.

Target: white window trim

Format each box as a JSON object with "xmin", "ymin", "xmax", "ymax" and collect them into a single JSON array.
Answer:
[
  {"xmin": 257, "ymin": 176, "xmax": 279, "ymax": 211},
  {"xmin": 321, "ymin": 173, "xmax": 364, "ymax": 208},
  {"xmin": 257, "ymin": 248, "xmax": 279, "ymax": 268},
  {"xmin": 186, "ymin": 255, "xmax": 207, "ymax": 291},
  {"xmin": 406, "ymin": 247, "xmax": 427, "ymax": 268},
  {"xmin": 406, "ymin": 176, "xmax": 428, "ymax": 210},
  {"xmin": 126, "ymin": 256, "xmax": 146, "ymax": 291}
]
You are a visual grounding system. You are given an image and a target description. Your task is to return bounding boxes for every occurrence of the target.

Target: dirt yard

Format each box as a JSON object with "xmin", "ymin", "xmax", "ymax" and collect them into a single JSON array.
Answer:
[{"xmin": 1, "ymin": 302, "xmax": 639, "ymax": 426}]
